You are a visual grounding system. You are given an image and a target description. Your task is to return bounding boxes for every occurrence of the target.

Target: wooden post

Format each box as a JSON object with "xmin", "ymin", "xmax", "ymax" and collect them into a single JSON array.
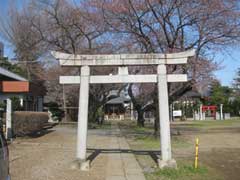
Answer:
[
  {"xmin": 6, "ymin": 98, "xmax": 12, "ymax": 139},
  {"xmin": 195, "ymin": 138, "xmax": 199, "ymax": 169}
]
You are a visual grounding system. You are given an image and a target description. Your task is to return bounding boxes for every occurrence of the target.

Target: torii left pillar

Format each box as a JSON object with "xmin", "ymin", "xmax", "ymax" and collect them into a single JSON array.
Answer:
[
  {"xmin": 157, "ymin": 65, "xmax": 177, "ymax": 168},
  {"xmin": 76, "ymin": 66, "xmax": 90, "ymax": 170}
]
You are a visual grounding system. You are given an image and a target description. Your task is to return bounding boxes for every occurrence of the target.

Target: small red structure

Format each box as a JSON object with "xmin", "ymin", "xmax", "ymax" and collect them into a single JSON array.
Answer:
[{"xmin": 202, "ymin": 105, "xmax": 217, "ymax": 119}]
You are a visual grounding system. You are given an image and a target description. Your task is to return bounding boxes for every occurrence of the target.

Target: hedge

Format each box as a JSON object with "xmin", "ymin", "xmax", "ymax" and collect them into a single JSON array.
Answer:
[{"xmin": 12, "ymin": 111, "xmax": 49, "ymax": 136}]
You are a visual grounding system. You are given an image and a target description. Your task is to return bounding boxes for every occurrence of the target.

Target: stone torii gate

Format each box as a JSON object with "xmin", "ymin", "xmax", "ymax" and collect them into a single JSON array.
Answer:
[{"xmin": 51, "ymin": 50, "xmax": 195, "ymax": 170}]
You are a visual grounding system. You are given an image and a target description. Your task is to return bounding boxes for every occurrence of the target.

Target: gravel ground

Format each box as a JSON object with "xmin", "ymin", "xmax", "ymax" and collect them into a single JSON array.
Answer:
[
  {"xmin": 9, "ymin": 124, "xmax": 146, "ymax": 180},
  {"xmin": 9, "ymin": 125, "xmax": 108, "ymax": 180}
]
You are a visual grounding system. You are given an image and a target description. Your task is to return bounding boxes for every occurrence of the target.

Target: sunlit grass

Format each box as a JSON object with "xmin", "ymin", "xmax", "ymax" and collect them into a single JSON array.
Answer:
[
  {"xmin": 132, "ymin": 135, "xmax": 191, "ymax": 150},
  {"xmin": 146, "ymin": 164, "xmax": 208, "ymax": 180},
  {"xmin": 135, "ymin": 135, "xmax": 160, "ymax": 149},
  {"xmin": 145, "ymin": 161, "xmax": 223, "ymax": 180}
]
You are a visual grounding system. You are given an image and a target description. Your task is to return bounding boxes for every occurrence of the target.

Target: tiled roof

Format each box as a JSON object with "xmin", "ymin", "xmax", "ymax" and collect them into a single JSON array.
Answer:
[{"xmin": 106, "ymin": 96, "xmax": 130, "ymax": 104}]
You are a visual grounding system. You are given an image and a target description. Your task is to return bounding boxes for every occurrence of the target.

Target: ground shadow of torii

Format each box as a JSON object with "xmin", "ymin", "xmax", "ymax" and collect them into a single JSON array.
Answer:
[{"xmin": 86, "ymin": 148, "xmax": 161, "ymax": 164}]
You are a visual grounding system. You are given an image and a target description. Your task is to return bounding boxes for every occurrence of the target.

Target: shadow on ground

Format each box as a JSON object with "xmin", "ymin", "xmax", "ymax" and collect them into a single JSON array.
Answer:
[{"xmin": 87, "ymin": 148, "xmax": 161, "ymax": 164}]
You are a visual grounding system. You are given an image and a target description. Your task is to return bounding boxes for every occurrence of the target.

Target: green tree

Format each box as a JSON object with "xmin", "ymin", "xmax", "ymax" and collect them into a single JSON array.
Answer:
[
  {"xmin": 47, "ymin": 102, "xmax": 64, "ymax": 121},
  {"xmin": 232, "ymin": 68, "xmax": 240, "ymax": 96},
  {"xmin": 11, "ymin": 97, "xmax": 24, "ymax": 111},
  {"xmin": 228, "ymin": 68, "xmax": 240, "ymax": 116},
  {"xmin": 208, "ymin": 82, "xmax": 232, "ymax": 113},
  {"xmin": 0, "ymin": 57, "xmax": 26, "ymax": 78}
]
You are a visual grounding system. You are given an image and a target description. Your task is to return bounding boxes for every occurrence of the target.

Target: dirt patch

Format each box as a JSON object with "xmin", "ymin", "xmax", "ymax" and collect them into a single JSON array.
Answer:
[
  {"xmin": 9, "ymin": 123, "xmax": 146, "ymax": 180},
  {"xmin": 201, "ymin": 148, "xmax": 240, "ymax": 180},
  {"xmin": 119, "ymin": 120, "xmax": 240, "ymax": 180},
  {"xmin": 174, "ymin": 125, "xmax": 240, "ymax": 180},
  {"xmin": 9, "ymin": 125, "xmax": 107, "ymax": 180}
]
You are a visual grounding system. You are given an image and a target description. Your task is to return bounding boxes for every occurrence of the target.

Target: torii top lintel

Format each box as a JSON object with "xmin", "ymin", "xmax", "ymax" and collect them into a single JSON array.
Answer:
[{"xmin": 51, "ymin": 49, "xmax": 195, "ymax": 66}]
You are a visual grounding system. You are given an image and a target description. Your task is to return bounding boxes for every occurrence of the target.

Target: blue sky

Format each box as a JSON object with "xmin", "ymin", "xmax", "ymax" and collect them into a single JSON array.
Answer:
[
  {"xmin": 0, "ymin": 0, "xmax": 240, "ymax": 86},
  {"xmin": 214, "ymin": 49, "xmax": 240, "ymax": 86}
]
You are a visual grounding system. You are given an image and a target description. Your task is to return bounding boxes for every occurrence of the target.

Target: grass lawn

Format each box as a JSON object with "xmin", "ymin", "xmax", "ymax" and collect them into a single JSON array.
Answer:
[
  {"xmin": 131, "ymin": 135, "xmax": 191, "ymax": 150},
  {"xmin": 173, "ymin": 119, "xmax": 240, "ymax": 129},
  {"xmin": 118, "ymin": 119, "xmax": 240, "ymax": 180},
  {"xmin": 145, "ymin": 160, "xmax": 223, "ymax": 180},
  {"xmin": 89, "ymin": 121, "xmax": 112, "ymax": 129}
]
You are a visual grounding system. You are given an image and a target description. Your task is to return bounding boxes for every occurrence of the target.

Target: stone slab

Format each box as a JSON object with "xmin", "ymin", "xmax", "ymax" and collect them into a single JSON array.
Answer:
[
  {"xmin": 59, "ymin": 74, "xmax": 187, "ymax": 84},
  {"xmin": 52, "ymin": 50, "xmax": 195, "ymax": 66},
  {"xmin": 106, "ymin": 176, "xmax": 126, "ymax": 180}
]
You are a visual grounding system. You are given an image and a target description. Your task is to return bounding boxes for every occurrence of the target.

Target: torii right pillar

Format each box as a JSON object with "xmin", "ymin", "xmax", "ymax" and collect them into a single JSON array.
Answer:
[{"xmin": 157, "ymin": 64, "xmax": 177, "ymax": 168}]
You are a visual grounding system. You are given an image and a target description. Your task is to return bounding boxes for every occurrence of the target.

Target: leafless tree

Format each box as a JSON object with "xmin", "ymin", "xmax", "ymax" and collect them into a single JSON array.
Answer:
[
  {"xmin": 0, "ymin": 0, "xmax": 118, "ymax": 121},
  {"xmin": 86, "ymin": 0, "xmax": 240, "ymax": 128}
]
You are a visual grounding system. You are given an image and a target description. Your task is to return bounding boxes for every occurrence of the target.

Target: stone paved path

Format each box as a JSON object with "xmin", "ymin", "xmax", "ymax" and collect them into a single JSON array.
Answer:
[
  {"xmin": 105, "ymin": 125, "xmax": 145, "ymax": 180},
  {"xmin": 9, "ymin": 123, "xmax": 146, "ymax": 180}
]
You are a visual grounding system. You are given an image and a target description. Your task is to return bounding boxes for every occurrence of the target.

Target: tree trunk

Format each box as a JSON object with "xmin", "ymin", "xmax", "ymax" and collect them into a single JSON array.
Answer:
[
  {"xmin": 153, "ymin": 85, "xmax": 159, "ymax": 136},
  {"xmin": 128, "ymin": 84, "xmax": 145, "ymax": 127},
  {"xmin": 136, "ymin": 108, "xmax": 144, "ymax": 127},
  {"xmin": 154, "ymin": 110, "xmax": 159, "ymax": 137}
]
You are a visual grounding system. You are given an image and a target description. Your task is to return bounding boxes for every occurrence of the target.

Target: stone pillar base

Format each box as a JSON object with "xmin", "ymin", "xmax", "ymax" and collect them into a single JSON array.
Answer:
[
  {"xmin": 70, "ymin": 159, "xmax": 90, "ymax": 171},
  {"xmin": 158, "ymin": 159, "xmax": 177, "ymax": 169}
]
